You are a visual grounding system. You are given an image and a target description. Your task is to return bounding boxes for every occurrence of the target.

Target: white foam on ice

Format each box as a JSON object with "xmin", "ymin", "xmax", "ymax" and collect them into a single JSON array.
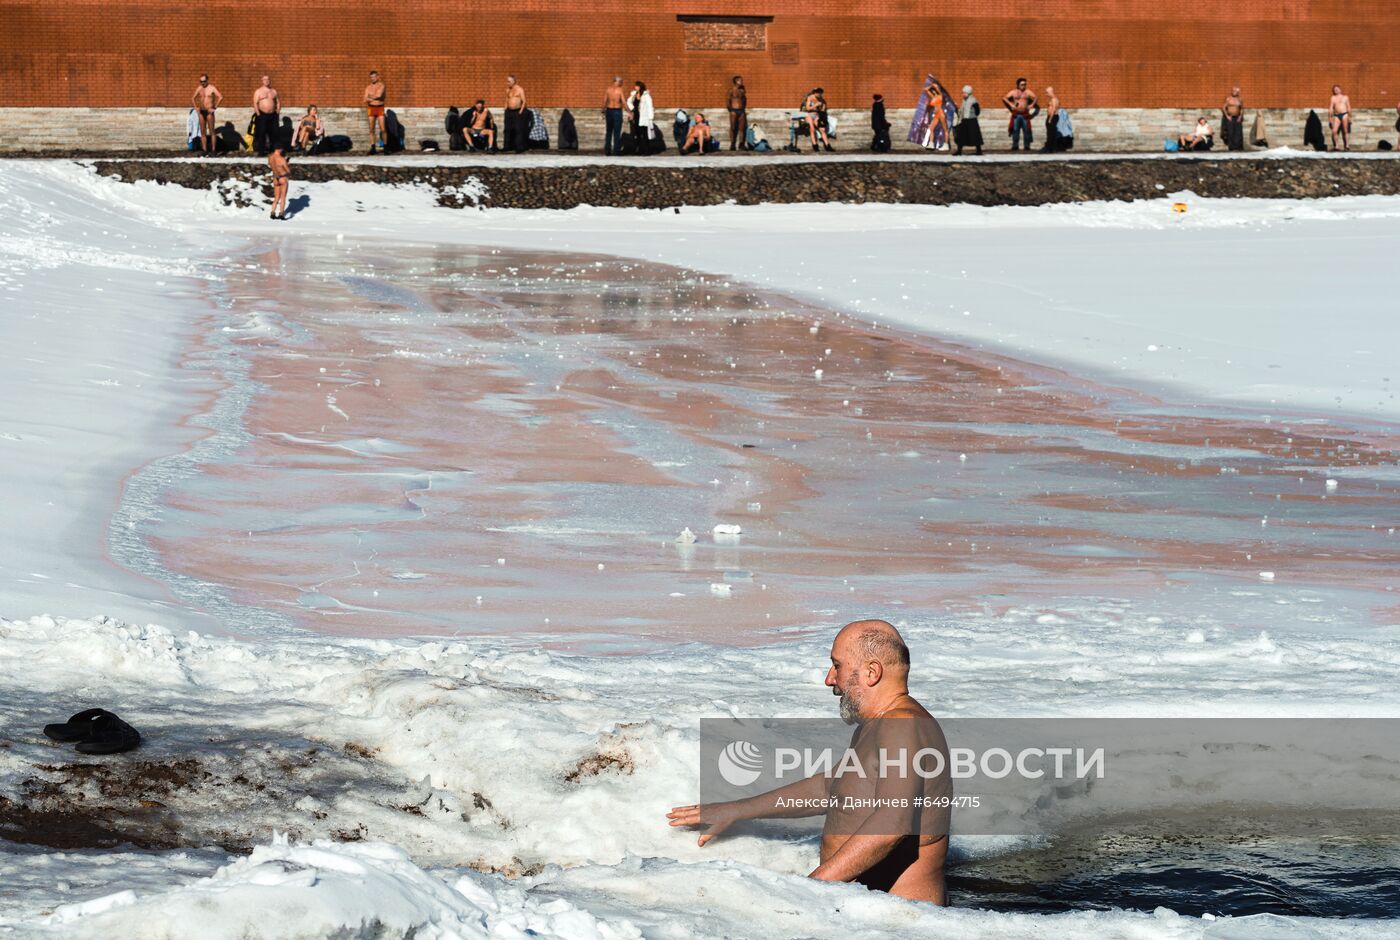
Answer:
[
  {"xmin": 5, "ymin": 606, "xmax": 1400, "ymax": 934},
  {"xmin": 17, "ymin": 835, "xmax": 1398, "ymax": 939}
]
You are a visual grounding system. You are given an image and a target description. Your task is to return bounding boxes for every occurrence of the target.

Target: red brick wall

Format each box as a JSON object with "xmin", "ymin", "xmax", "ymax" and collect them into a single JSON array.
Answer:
[{"xmin": 7, "ymin": 0, "xmax": 1399, "ymax": 109}]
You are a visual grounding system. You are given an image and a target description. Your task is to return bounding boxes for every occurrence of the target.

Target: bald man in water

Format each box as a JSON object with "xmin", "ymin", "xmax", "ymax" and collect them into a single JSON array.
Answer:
[{"xmin": 668, "ymin": 619, "xmax": 951, "ymax": 904}]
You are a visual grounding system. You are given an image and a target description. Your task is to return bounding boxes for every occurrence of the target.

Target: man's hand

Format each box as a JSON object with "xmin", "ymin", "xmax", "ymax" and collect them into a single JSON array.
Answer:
[{"xmin": 667, "ymin": 801, "xmax": 743, "ymax": 847}]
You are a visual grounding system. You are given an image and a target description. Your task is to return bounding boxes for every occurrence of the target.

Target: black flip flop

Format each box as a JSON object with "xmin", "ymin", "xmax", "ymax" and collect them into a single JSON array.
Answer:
[
  {"xmin": 74, "ymin": 712, "xmax": 141, "ymax": 755},
  {"xmin": 43, "ymin": 708, "xmax": 112, "ymax": 743}
]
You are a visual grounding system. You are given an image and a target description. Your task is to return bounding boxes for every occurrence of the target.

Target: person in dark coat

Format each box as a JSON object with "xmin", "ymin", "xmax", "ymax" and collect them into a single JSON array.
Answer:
[
  {"xmin": 558, "ymin": 109, "xmax": 579, "ymax": 150},
  {"xmin": 382, "ymin": 110, "xmax": 406, "ymax": 153},
  {"xmin": 955, "ymin": 86, "xmax": 984, "ymax": 155},
  {"xmin": 1304, "ymin": 110, "xmax": 1327, "ymax": 151},
  {"xmin": 870, "ymin": 94, "xmax": 892, "ymax": 152},
  {"xmin": 446, "ymin": 107, "xmax": 466, "ymax": 151}
]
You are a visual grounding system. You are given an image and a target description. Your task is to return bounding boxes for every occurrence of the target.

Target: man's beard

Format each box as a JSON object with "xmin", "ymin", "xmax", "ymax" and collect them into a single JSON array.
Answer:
[{"xmin": 837, "ymin": 683, "xmax": 862, "ymax": 725}]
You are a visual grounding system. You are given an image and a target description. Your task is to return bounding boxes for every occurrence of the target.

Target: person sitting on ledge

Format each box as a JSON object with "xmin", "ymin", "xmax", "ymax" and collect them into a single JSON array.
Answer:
[
  {"xmin": 465, "ymin": 100, "xmax": 497, "ymax": 151},
  {"xmin": 294, "ymin": 105, "xmax": 324, "ymax": 152},
  {"xmin": 681, "ymin": 113, "xmax": 714, "ymax": 154},
  {"xmin": 1178, "ymin": 117, "xmax": 1215, "ymax": 151}
]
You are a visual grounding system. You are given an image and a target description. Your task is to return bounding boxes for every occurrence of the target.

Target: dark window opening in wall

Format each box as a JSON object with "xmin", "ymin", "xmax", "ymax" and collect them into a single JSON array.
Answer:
[{"xmin": 676, "ymin": 15, "xmax": 773, "ymax": 52}]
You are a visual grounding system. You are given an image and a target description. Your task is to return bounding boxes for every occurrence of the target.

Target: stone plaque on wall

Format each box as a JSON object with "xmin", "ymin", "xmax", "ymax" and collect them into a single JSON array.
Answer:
[
  {"xmin": 677, "ymin": 15, "xmax": 770, "ymax": 52},
  {"xmin": 770, "ymin": 42, "xmax": 799, "ymax": 65}
]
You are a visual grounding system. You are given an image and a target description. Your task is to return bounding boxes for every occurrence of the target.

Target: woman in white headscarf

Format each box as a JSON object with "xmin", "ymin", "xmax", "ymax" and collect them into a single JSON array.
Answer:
[{"xmin": 955, "ymin": 85, "xmax": 983, "ymax": 156}]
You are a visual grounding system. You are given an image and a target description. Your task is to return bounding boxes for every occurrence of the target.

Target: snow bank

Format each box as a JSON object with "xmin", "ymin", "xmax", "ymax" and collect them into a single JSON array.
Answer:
[
  {"xmin": 20, "ymin": 837, "xmax": 635, "ymax": 940},
  {"xmin": 9, "ymin": 835, "xmax": 1393, "ymax": 939},
  {"xmin": 0, "ymin": 162, "xmax": 233, "ymax": 629},
  {"xmin": 5, "ymin": 607, "xmax": 1400, "ymax": 932}
]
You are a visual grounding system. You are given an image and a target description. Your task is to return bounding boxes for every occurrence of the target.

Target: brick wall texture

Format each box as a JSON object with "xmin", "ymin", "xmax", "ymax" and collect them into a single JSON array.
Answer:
[{"xmin": 7, "ymin": 0, "xmax": 1400, "ymax": 111}]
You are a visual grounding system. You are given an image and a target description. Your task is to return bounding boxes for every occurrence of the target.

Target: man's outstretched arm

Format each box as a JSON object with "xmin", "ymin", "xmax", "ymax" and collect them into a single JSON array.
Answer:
[{"xmin": 668, "ymin": 772, "xmax": 829, "ymax": 846}]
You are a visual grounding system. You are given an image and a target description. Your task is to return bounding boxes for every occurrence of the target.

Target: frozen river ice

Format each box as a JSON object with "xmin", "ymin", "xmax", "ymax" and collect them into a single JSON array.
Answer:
[
  {"xmin": 3, "ymin": 162, "xmax": 1400, "ymax": 936},
  {"xmin": 120, "ymin": 237, "xmax": 1400, "ymax": 646}
]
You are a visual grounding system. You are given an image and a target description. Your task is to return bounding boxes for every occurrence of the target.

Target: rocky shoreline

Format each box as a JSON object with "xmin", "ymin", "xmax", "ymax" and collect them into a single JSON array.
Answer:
[{"xmin": 84, "ymin": 153, "xmax": 1400, "ymax": 209}]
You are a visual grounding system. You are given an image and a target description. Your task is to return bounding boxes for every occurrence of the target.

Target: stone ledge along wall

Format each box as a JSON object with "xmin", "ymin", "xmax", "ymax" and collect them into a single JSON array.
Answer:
[
  {"xmin": 3, "ymin": 107, "xmax": 1398, "ymax": 154},
  {"xmin": 90, "ymin": 156, "xmax": 1400, "ymax": 210},
  {"xmin": 8, "ymin": 0, "xmax": 1400, "ymax": 112}
]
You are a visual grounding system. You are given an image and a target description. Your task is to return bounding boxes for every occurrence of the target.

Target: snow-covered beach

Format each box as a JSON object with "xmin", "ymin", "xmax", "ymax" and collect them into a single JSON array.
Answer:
[{"xmin": 2, "ymin": 160, "xmax": 1399, "ymax": 937}]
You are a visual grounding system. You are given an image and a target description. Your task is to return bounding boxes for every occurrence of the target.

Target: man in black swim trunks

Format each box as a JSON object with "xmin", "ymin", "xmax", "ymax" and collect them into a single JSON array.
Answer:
[
  {"xmin": 268, "ymin": 144, "xmax": 290, "ymax": 220},
  {"xmin": 191, "ymin": 74, "xmax": 222, "ymax": 154},
  {"xmin": 728, "ymin": 75, "xmax": 748, "ymax": 151},
  {"xmin": 1329, "ymin": 85, "xmax": 1353, "ymax": 151}
]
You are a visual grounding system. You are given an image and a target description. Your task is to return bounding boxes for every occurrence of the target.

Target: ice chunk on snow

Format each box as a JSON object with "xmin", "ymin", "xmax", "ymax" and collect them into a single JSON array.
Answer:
[
  {"xmin": 709, "ymin": 583, "xmax": 732, "ymax": 597},
  {"xmin": 712, "ymin": 524, "xmax": 742, "ymax": 537},
  {"xmin": 1259, "ymin": 571, "xmax": 1275, "ymax": 581},
  {"xmin": 676, "ymin": 527, "xmax": 696, "ymax": 544}
]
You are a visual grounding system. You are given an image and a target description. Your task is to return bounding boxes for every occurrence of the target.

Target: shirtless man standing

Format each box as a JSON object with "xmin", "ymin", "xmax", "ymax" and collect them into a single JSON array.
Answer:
[
  {"xmin": 602, "ymin": 76, "xmax": 626, "ymax": 155},
  {"xmin": 504, "ymin": 75, "xmax": 528, "ymax": 153},
  {"xmin": 1329, "ymin": 84, "xmax": 1353, "ymax": 151},
  {"xmin": 267, "ymin": 144, "xmax": 290, "ymax": 220},
  {"xmin": 364, "ymin": 70, "xmax": 387, "ymax": 154},
  {"xmin": 1002, "ymin": 77, "xmax": 1037, "ymax": 151},
  {"xmin": 191, "ymin": 74, "xmax": 222, "ymax": 155},
  {"xmin": 252, "ymin": 75, "xmax": 279, "ymax": 156},
  {"xmin": 668, "ymin": 620, "xmax": 951, "ymax": 904},
  {"xmin": 1042, "ymin": 85, "xmax": 1061, "ymax": 152},
  {"xmin": 728, "ymin": 75, "xmax": 748, "ymax": 151},
  {"xmin": 1221, "ymin": 86, "xmax": 1245, "ymax": 151}
]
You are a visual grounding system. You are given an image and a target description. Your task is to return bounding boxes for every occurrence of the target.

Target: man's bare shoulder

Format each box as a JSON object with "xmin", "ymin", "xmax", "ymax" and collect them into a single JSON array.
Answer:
[{"xmin": 889, "ymin": 699, "xmax": 933, "ymax": 720}]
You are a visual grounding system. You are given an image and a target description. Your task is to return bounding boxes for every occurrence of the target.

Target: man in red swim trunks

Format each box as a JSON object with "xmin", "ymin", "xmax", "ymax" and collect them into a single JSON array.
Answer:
[{"xmin": 364, "ymin": 70, "xmax": 387, "ymax": 154}]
